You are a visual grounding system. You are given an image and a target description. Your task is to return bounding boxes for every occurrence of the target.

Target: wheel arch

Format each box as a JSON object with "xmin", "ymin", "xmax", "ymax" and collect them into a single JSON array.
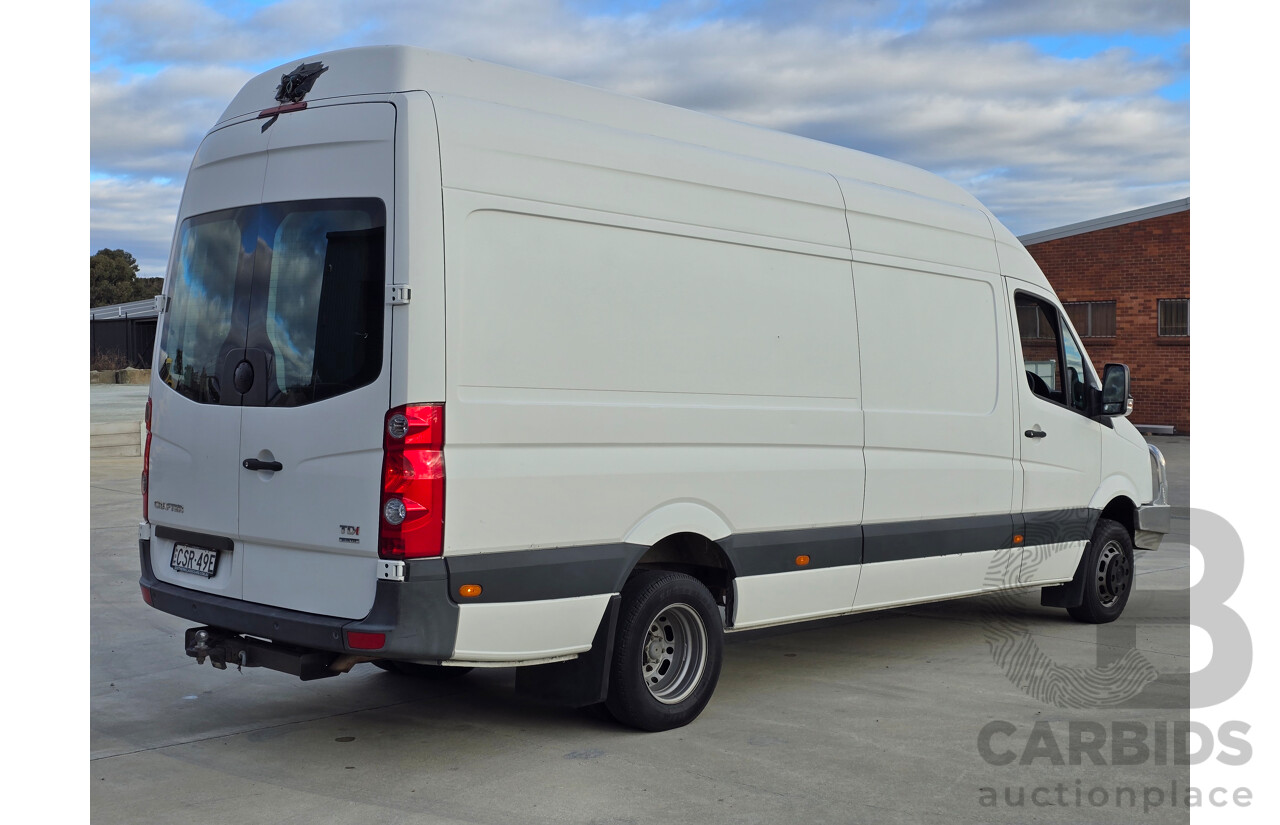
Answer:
[
  {"xmin": 624, "ymin": 531, "xmax": 737, "ymax": 610},
  {"xmin": 1041, "ymin": 506, "xmax": 1135, "ymax": 614},
  {"xmin": 622, "ymin": 501, "xmax": 732, "ymax": 546},
  {"xmin": 1090, "ymin": 475, "xmax": 1141, "ymax": 537},
  {"xmin": 1099, "ymin": 495, "xmax": 1138, "ymax": 538}
]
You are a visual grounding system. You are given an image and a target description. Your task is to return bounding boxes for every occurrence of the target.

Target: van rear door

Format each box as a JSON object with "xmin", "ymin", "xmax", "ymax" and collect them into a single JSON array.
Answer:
[
  {"xmin": 148, "ymin": 119, "xmax": 269, "ymax": 601},
  {"xmin": 150, "ymin": 103, "xmax": 397, "ymax": 620},
  {"xmin": 236, "ymin": 104, "xmax": 396, "ymax": 619}
]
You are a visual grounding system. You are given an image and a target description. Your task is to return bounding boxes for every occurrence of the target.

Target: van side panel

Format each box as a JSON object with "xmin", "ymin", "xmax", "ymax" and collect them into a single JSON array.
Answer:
[
  {"xmin": 732, "ymin": 566, "xmax": 863, "ymax": 629},
  {"xmin": 456, "ymin": 211, "xmax": 856, "ymax": 400},
  {"xmin": 835, "ymin": 177, "xmax": 1019, "ymax": 606},
  {"xmin": 433, "ymin": 94, "xmax": 854, "ymax": 252},
  {"xmin": 839, "ymin": 178, "xmax": 1000, "ymax": 273},
  {"xmin": 443, "ymin": 204, "xmax": 864, "ymax": 551},
  {"xmin": 853, "ymin": 549, "xmax": 1022, "ymax": 610},
  {"xmin": 853, "ymin": 262, "xmax": 1014, "ymax": 522},
  {"xmin": 452, "ymin": 594, "xmax": 615, "ymax": 661},
  {"xmin": 435, "ymin": 97, "xmax": 865, "ymax": 631}
]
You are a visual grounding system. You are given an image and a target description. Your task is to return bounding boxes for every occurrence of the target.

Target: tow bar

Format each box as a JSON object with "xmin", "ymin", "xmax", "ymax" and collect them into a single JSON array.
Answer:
[{"xmin": 184, "ymin": 626, "xmax": 360, "ymax": 681}]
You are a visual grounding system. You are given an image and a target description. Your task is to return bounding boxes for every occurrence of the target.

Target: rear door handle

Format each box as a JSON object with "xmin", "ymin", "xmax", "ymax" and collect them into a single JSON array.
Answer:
[
  {"xmin": 242, "ymin": 458, "xmax": 283, "ymax": 472},
  {"xmin": 1024, "ymin": 428, "xmax": 1047, "ymax": 439}
]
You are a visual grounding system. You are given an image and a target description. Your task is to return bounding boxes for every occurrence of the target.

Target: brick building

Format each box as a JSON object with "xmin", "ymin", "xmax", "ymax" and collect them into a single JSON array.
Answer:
[{"xmin": 1019, "ymin": 198, "xmax": 1190, "ymax": 434}]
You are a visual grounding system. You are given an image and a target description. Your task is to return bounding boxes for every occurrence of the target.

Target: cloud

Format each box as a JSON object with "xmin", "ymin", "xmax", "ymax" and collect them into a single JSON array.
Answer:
[
  {"xmin": 90, "ymin": 0, "xmax": 360, "ymax": 66},
  {"xmin": 924, "ymin": 0, "xmax": 1189, "ymax": 39},
  {"xmin": 89, "ymin": 0, "xmax": 1188, "ymax": 259},
  {"xmin": 91, "ymin": 176, "xmax": 183, "ymax": 279},
  {"xmin": 572, "ymin": 1, "xmax": 1190, "ymax": 37},
  {"xmin": 92, "ymin": 0, "xmax": 237, "ymax": 64},
  {"xmin": 91, "ymin": 65, "xmax": 252, "ymax": 180}
]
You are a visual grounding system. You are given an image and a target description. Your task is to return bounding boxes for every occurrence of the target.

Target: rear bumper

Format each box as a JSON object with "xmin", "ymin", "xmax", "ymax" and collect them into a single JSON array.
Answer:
[{"xmin": 139, "ymin": 539, "xmax": 460, "ymax": 661}]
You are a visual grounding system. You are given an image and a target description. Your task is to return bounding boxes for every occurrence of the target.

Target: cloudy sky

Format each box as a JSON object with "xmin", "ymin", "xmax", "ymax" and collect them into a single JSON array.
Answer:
[{"xmin": 90, "ymin": 0, "xmax": 1190, "ymax": 279}]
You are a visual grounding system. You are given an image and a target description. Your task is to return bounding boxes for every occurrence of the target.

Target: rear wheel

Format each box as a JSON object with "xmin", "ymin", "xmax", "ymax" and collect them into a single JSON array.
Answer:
[
  {"xmin": 372, "ymin": 660, "xmax": 474, "ymax": 679},
  {"xmin": 1066, "ymin": 518, "xmax": 1134, "ymax": 624},
  {"xmin": 605, "ymin": 570, "xmax": 723, "ymax": 731}
]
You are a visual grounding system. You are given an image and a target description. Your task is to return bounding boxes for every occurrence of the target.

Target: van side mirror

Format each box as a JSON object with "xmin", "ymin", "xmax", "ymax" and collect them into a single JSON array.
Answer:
[{"xmin": 1101, "ymin": 363, "xmax": 1132, "ymax": 417}]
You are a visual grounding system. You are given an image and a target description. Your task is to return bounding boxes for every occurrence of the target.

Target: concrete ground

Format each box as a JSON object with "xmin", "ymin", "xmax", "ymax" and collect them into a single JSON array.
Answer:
[
  {"xmin": 90, "ymin": 384, "xmax": 1190, "ymax": 824},
  {"xmin": 90, "ymin": 383, "xmax": 150, "ymax": 425}
]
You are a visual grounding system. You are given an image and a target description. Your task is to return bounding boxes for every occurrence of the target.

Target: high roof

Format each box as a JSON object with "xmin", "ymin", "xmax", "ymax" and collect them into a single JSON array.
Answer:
[
  {"xmin": 1018, "ymin": 198, "xmax": 1190, "ymax": 246},
  {"xmin": 219, "ymin": 46, "xmax": 984, "ymax": 212}
]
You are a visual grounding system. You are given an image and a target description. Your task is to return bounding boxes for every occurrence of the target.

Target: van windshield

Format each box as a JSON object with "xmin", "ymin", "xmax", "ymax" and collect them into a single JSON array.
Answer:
[{"xmin": 157, "ymin": 198, "xmax": 386, "ymax": 407}]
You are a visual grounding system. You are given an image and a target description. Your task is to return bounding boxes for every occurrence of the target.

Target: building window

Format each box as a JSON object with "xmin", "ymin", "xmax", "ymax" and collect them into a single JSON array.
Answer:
[
  {"xmin": 1158, "ymin": 299, "xmax": 1189, "ymax": 336},
  {"xmin": 1064, "ymin": 301, "xmax": 1117, "ymax": 337},
  {"xmin": 1016, "ymin": 303, "xmax": 1055, "ymax": 339}
]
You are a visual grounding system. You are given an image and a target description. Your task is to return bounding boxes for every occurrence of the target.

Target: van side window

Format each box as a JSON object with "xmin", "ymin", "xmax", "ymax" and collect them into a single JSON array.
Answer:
[{"xmin": 1014, "ymin": 294, "xmax": 1062, "ymax": 403}]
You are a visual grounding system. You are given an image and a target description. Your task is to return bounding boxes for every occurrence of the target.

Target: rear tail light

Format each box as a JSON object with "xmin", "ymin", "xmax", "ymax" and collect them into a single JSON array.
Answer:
[
  {"xmin": 379, "ymin": 404, "xmax": 444, "ymax": 560},
  {"xmin": 142, "ymin": 396, "xmax": 152, "ymax": 523}
]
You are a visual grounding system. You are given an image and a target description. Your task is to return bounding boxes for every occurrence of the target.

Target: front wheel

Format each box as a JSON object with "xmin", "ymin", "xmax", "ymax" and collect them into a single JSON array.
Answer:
[
  {"xmin": 605, "ymin": 570, "xmax": 724, "ymax": 731},
  {"xmin": 1066, "ymin": 518, "xmax": 1134, "ymax": 624}
]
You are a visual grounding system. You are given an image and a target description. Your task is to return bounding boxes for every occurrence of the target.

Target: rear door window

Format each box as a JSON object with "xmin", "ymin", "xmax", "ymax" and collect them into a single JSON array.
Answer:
[
  {"xmin": 158, "ymin": 207, "xmax": 255, "ymax": 404},
  {"xmin": 253, "ymin": 200, "xmax": 386, "ymax": 407},
  {"xmin": 158, "ymin": 198, "xmax": 385, "ymax": 408}
]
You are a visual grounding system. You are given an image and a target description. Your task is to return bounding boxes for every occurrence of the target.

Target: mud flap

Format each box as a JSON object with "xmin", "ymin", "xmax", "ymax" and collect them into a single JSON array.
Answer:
[
  {"xmin": 515, "ymin": 594, "xmax": 620, "ymax": 707},
  {"xmin": 1040, "ymin": 547, "xmax": 1089, "ymax": 609}
]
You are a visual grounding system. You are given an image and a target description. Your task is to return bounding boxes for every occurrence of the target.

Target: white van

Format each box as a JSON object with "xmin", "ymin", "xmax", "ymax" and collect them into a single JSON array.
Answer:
[{"xmin": 139, "ymin": 46, "xmax": 1171, "ymax": 731}]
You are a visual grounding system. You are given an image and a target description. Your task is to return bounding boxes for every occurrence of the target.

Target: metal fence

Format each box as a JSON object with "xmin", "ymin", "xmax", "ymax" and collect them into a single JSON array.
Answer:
[{"xmin": 91, "ymin": 300, "xmax": 158, "ymax": 368}]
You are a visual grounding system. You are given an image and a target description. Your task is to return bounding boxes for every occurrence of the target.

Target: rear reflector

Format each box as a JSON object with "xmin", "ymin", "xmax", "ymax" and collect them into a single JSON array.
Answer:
[
  {"xmin": 346, "ymin": 631, "xmax": 386, "ymax": 650},
  {"xmin": 140, "ymin": 584, "xmax": 152, "ymax": 606},
  {"xmin": 379, "ymin": 404, "xmax": 445, "ymax": 560}
]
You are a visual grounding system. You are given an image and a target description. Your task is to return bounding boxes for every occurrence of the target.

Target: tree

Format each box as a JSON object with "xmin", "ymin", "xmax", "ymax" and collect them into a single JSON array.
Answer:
[{"xmin": 90, "ymin": 248, "xmax": 164, "ymax": 307}]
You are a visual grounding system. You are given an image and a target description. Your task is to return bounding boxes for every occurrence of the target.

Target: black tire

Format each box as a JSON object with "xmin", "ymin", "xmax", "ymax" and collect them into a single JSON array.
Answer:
[
  {"xmin": 372, "ymin": 660, "xmax": 474, "ymax": 679},
  {"xmin": 581, "ymin": 702, "xmax": 615, "ymax": 723},
  {"xmin": 1066, "ymin": 518, "xmax": 1135, "ymax": 624},
  {"xmin": 605, "ymin": 570, "xmax": 724, "ymax": 732}
]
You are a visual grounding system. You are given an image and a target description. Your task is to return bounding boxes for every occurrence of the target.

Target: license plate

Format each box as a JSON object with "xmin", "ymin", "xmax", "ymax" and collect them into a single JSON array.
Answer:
[{"xmin": 170, "ymin": 543, "xmax": 220, "ymax": 578}]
